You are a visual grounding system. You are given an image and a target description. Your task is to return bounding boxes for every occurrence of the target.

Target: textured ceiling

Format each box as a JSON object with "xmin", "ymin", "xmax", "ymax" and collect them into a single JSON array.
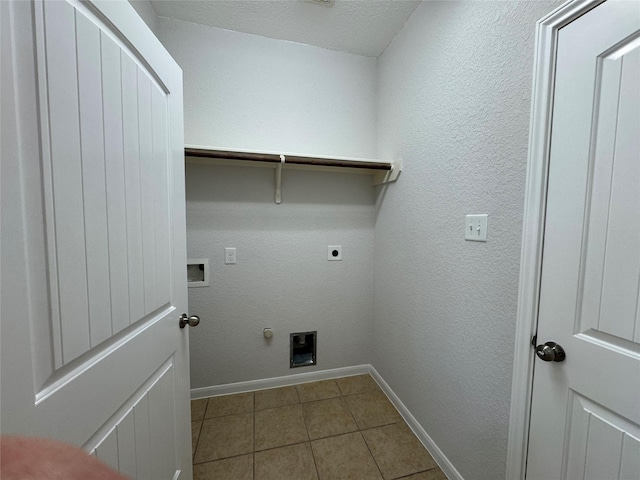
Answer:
[{"xmin": 150, "ymin": 0, "xmax": 421, "ymax": 57}]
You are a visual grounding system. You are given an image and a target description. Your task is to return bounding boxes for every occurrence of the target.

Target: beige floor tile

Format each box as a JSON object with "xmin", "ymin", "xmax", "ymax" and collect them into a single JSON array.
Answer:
[
  {"xmin": 193, "ymin": 454, "xmax": 253, "ymax": 480},
  {"xmin": 255, "ymin": 404, "xmax": 309, "ymax": 451},
  {"xmin": 296, "ymin": 380, "xmax": 341, "ymax": 403},
  {"xmin": 255, "ymin": 386, "xmax": 300, "ymax": 411},
  {"xmin": 205, "ymin": 392, "xmax": 254, "ymax": 418},
  {"xmin": 344, "ymin": 391, "xmax": 402, "ymax": 430},
  {"xmin": 194, "ymin": 413, "xmax": 254, "ymax": 463},
  {"xmin": 191, "ymin": 421, "xmax": 202, "ymax": 456},
  {"xmin": 336, "ymin": 374, "xmax": 380, "ymax": 396},
  {"xmin": 255, "ymin": 442, "xmax": 318, "ymax": 480},
  {"xmin": 191, "ymin": 398, "xmax": 208, "ymax": 421},
  {"xmin": 191, "ymin": 376, "xmax": 448, "ymax": 480},
  {"xmin": 398, "ymin": 469, "xmax": 448, "ymax": 480},
  {"xmin": 362, "ymin": 423, "xmax": 438, "ymax": 480},
  {"xmin": 303, "ymin": 397, "xmax": 358, "ymax": 440},
  {"xmin": 312, "ymin": 432, "xmax": 382, "ymax": 480}
]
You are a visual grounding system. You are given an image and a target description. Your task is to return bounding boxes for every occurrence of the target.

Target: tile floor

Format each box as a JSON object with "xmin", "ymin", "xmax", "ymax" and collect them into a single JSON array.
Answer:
[{"xmin": 191, "ymin": 374, "xmax": 448, "ymax": 480}]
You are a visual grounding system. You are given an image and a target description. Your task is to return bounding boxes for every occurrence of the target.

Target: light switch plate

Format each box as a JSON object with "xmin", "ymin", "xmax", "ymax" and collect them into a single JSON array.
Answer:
[{"xmin": 465, "ymin": 214, "xmax": 488, "ymax": 242}]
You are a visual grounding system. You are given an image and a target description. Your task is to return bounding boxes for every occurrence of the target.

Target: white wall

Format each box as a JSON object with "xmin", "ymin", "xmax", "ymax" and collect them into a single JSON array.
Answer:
[
  {"xmin": 128, "ymin": 0, "xmax": 158, "ymax": 35},
  {"xmin": 155, "ymin": 19, "xmax": 378, "ymax": 388},
  {"xmin": 157, "ymin": 18, "xmax": 377, "ymax": 157},
  {"xmin": 186, "ymin": 165, "xmax": 375, "ymax": 387},
  {"xmin": 373, "ymin": 2, "xmax": 559, "ymax": 479}
]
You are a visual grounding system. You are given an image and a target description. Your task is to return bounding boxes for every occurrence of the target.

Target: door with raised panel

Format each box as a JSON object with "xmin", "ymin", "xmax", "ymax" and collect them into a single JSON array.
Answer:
[
  {"xmin": 526, "ymin": 1, "xmax": 640, "ymax": 478},
  {"xmin": 1, "ymin": 1, "xmax": 191, "ymax": 478}
]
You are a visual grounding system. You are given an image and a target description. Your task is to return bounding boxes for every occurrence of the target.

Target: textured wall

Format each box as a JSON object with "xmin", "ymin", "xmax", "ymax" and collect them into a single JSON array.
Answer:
[
  {"xmin": 155, "ymin": 3, "xmax": 563, "ymax": 476},
  {"xmin": 155, "ymin": 19, "xmax": 378, "ymax": 388},
  {"xmin": 373, "ymin": 2, "xmax": 560, "ymax": 479},
  {"xmin": 186, "ymin": 164, "xmax": 374, "ymax": 387}
]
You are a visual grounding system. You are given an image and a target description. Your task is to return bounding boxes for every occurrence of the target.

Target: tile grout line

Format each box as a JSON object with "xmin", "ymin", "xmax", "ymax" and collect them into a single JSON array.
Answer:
[
  {"xmin": 203, "ymin": 407, "xmax": 272, "ymax": 420},
  {"xmin": 341, "ymin": 386, "xmax": 364, "ymax": 432},
  {"xmin": 343, "ymin": 385, "xmax": 387, "ymax": 480},
  {"xmin": 399, "ymin": 467, "xmax": 442, "ymax": 478},
  {"xmin": 359, "ymin": 419, "xmax": 405, "ymax": 432},
  {"xmin": 253, "ymin": 438, "xmax": 310, "ymax": 455},
  {"xmin": 252, "ymin": 392, "xmax": 255, "ymax": 480},
  {"xmin": 191, "ymin": 451, "xmax": 255, "ymax": 467},
  {"xmin": 361, "ymin": 430, "xmax": 386, "ymax": 480},
  {"xmin": 192, "ymin": 419, "xmax": 203, "ymax": 464},
  {"xmin": 300, "ymin": 389, "xmax": 321, "ymax": 480},
  {"xmin": 191, "ymin": 397, "xmax": 208, "ymax": 465}
]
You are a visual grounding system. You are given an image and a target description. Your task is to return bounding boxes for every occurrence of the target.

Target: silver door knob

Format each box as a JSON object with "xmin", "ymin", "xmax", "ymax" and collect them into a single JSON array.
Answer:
[
  {"xmin": 179, "ymin": 314, "xmax": 200, "ymax": 329},
  {"xmin": 535, "ymin": 341, "xmax": 566, "ymax": 362}
]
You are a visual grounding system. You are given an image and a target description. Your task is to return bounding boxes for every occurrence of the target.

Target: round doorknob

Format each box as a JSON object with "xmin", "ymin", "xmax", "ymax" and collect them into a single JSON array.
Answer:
[
  {"xmin": 535, "ymin": 341, "xmax": 566, "ymax": 362},
  {"xmin": 179, "ymin": 314, "xmax": 200, "ymax": 329}
]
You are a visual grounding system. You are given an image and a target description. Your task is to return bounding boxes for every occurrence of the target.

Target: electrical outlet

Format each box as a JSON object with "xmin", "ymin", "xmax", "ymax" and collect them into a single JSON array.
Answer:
[
  {"xmin": 225, "ymin": 247, "xmax": 236, "ymax": 264},
  {"xmin": 328, "ymin": 245, "xmax": 342, "ymax": 261},
  {"xmin": 465, "ymin": 214, "xmax": 488, "ymax": 242}
]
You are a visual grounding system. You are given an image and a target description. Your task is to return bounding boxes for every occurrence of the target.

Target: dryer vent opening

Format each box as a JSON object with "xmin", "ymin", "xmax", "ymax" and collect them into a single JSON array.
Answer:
[{"xmin": 290, "ymin": 331, "xmax": 317, "ymax": 368}]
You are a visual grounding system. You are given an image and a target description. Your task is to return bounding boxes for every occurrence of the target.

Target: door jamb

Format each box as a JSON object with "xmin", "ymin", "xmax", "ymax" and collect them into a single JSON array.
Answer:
[{"xmin": 505, "ymin": 0, "xmax": 606, "ymax": 478}]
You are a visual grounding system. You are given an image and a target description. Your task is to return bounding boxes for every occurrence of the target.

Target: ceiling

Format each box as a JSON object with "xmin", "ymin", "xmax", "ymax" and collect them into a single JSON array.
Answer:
[{"xmin": 150, "ymin": 0, "xmax": 421, "ymax": 57}]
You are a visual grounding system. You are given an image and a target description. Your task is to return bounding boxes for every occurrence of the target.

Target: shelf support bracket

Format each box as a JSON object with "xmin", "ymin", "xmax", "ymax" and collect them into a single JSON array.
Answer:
[
  {"xmin": 373, "ymin": 158, "xmax": 403, "ymax": 186},
  {"xmin": 275, "ymin": 155, "xmax": 285, "ymax": 204}
]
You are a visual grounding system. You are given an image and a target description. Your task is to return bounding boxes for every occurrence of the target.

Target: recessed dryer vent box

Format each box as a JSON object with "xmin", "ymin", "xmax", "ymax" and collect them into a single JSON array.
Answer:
[
  {"xmin": 290, "ymin": 331, "xmax": 317, "ymax": 368},
  {"xmin": 187, "ymin": 258, "xmax": 209, "ymax": 287}
]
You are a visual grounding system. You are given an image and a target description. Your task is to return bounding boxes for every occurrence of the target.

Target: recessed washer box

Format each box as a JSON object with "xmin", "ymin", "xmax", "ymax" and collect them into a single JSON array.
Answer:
[
  {"xmin": 187, "ymin": 258, "xmax": 209, "ymax": 287},
  {"xmin": 290, "ymin": 331, "xmax": 317, "ymax": 368}
]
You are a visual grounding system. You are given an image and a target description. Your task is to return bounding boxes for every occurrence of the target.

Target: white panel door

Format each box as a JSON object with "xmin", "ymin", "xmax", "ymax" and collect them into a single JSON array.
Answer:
[
  {"xmin": 0, "ymin": 1, "xmax": 191, "ymax": 478},
  {"xmin": 527, "ymin": 1, "xmax": 640, "ymax": 479}
]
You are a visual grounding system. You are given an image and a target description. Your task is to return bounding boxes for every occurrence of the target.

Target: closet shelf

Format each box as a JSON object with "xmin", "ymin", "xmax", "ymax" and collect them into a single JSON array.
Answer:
[
  {"xmin": 184, "ymin": 146, "xmax": 402, "ymax": 204},
  {"xmin": 185, "ymin": 147, "xmax": 392, "ymax": 171}
]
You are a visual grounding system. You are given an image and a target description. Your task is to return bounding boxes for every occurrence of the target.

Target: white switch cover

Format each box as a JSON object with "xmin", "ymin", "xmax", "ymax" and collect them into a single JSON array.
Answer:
[
  {"xmin": 465, "ymin": 214, "xmax": 488, "ymax": 242},
  {"xmin": 225, "ymin": 247, "xmax": 236, "ymax": 264}
]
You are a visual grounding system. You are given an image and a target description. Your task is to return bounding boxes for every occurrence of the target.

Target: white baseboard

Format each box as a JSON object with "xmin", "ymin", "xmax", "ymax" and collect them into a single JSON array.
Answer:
[
  {"xmin": 191, "ymin": 364, "xmax": 463, "ymax": 480},
  {"xmin": 190, "ymin": 364, "xmax": 371, "ymax": 399},
  {"xmin": 368, "ymin": 367, "xmax": 464, "ymax": 480}
]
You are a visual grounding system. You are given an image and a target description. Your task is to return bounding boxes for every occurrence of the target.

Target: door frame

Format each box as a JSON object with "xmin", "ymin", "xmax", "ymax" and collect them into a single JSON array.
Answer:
[{"xmin": 505, "ymin": 0, "xmax": 606, "ymax": 478}]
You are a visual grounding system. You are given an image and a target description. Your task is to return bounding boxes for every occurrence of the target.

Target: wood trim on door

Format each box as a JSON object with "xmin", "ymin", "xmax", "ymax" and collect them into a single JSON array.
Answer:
[{"xmin": 505, "ymin": 1, "xmax": 607, "ymax": 478}]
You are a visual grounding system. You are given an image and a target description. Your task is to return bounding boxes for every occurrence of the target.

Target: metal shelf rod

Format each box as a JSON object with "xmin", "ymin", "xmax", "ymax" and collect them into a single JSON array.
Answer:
[{"xmin": 184, "ymin": 147, "xmax": 392, "ymax": 171}]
